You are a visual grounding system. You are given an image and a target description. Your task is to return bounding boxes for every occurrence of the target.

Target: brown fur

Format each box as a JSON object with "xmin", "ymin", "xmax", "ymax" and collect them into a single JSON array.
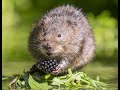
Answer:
[{"xmin": 28, "ymin": 5, "xmax": 96, "ymax": 74}]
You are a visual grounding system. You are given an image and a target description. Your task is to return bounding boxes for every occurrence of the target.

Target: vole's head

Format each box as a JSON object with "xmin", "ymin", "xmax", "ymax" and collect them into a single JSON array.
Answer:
[{"xmin": 28, "ymin": 10, "xmax": 84, "ymax": 61}]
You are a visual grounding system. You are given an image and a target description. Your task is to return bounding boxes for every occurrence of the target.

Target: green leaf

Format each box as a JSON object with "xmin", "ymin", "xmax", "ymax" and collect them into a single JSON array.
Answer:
[
  {"xmin": 45, "ymin": 74, "xmax": 51, "ymax": 79},
  {"xmin": 21, "ymin": 81, "xmax": 25, "ymax": 86},
  {"xmin": 28, "ymin": 75, "xmax": 48, "ymax": 90},
  {"xmin": 32, "ymin": 72, "xmax": 44, "ymax": 82},
  {"xmin": 52, "ymin": 77, "xmax": 64, "ymax": 85},
  {"xmin": 68, "ymin": 68, "xmax": 72, "ymax": 77},
  {"xmin": 17, "ymin": 79, "xmax": 22, "ymax": 86}
]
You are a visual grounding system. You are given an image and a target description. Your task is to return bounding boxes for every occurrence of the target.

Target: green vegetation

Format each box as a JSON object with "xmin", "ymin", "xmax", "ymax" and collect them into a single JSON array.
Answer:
[{"xmin": 5, "ymin": 69, "xmax": 113, "ymax": 90}]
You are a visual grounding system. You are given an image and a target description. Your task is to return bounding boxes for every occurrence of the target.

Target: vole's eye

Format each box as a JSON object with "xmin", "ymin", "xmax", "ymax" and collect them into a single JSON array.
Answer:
[
  {"xmin": 43, "ymin": 32, "xmax": 46, "ymax": 35},
  {"xmin": 57, "ymin": 34, "xmax": 61, "ymax": 37}
]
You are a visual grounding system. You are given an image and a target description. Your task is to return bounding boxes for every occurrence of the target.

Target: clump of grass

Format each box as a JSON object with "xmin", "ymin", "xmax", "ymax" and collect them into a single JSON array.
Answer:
[{"xmin": 7, "ymin": 69, "xmax": 109, "ymax": 90}]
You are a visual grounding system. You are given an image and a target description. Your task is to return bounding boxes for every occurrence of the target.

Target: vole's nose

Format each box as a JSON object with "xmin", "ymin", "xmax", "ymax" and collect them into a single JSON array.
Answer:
[
  {"xmin": 43, "ymin": 42, "xmax": 51, "ymax": 49},
  {"xmin": 43, "ymin": 43, "xmax": 52, "ymax": 55},
  {"xmin": 44, "ymin": 45, "xmax": 51, "ymax": 50},
  {"xmin": 43, "ymin": 45, "xmax": 51, "ymax": 51}
]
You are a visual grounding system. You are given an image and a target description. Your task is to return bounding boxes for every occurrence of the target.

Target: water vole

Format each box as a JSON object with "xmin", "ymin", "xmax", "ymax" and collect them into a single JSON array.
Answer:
[{"xmin": 28, "ymin": 5, "xmax": 95, "ymax": 75}]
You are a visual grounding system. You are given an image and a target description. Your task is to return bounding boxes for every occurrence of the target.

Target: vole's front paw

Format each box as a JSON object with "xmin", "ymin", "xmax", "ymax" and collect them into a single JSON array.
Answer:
[{"xmin": 52, "ymin": 65, "xmax": 61, "ymax": 75}]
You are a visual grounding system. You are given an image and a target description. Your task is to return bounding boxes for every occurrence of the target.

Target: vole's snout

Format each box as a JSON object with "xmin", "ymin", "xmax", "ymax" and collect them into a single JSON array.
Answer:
[
  {"xmin": 43, "ymin": 44, "xmax": 51, "ymax": 50},
  {"xmin": 42, "ymin": 42, "xmax": 53, "ymax": 56},
  {"xmin": 46, "ymin": 52, "xmax": 52, "ymax": 56},
  {"xmin": 43, "ymin": 42, "xmax": 51, "ymax": 49}
]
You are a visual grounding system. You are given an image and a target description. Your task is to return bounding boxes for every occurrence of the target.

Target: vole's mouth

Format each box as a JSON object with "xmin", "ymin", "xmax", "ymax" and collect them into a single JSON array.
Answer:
[{"xmin": 46, "ymin": 52, "xmax": 52, "ymax": 56}]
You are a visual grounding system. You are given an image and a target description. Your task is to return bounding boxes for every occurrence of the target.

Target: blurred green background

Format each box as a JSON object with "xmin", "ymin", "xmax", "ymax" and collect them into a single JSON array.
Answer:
[{"xmin": 2, "ymin": 0, "xmax": 118, "ymax": 89}]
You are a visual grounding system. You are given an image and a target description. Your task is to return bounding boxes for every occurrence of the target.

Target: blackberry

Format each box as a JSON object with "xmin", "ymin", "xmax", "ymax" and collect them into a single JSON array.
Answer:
[
  {"xmin": 36, "ymin": 59, "xmax": 59, "ymax": 74},
  {"xmin": 29, "ymin": 59, "xmax": 59, "ymax": 74},
  {"xmin": 29, "ymin": 64, "xmax": 46, "ymax": 75}
]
